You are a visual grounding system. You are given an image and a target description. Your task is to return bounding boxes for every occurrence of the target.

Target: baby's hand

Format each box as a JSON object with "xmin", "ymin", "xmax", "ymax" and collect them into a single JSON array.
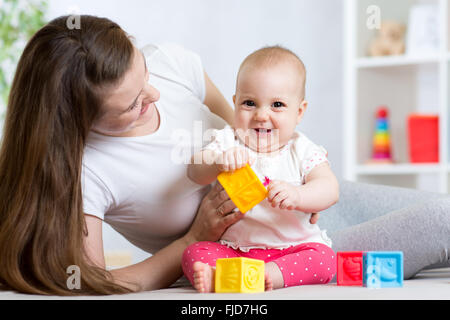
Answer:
[
  {"xmin": 215, "ymin": 147, "xmax": 254, "ymax": 172},
  {"xmin": 267, "ymin": 180, "xmax": 300, "ymax": 210}
]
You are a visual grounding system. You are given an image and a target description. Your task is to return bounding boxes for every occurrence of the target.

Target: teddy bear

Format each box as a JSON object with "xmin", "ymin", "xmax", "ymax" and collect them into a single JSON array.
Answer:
[{"xmin": 369, "ymin": 21, "xmax": 406, "ymax": 56}]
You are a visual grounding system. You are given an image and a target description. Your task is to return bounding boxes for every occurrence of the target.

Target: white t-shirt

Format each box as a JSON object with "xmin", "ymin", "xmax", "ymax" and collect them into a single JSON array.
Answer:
[
  {"xmin": 82, "ymin": 43, "xmax": 227, "ymax": 254},
  {"xmin": 204, "ymin": 126, "xmax": 333, "ymax": 251}
]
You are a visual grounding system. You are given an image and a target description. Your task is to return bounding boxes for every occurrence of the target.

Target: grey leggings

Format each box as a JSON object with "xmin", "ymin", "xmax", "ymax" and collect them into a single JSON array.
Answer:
[{"xmin": 319, "ymin": 180, "xmax": 450, "ymax": 279}]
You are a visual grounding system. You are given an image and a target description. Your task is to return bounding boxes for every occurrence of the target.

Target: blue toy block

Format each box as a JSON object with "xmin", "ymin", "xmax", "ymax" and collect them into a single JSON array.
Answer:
[{"xmin": 363, "ymin": 251, "xmax": 403, "ymax": 288}]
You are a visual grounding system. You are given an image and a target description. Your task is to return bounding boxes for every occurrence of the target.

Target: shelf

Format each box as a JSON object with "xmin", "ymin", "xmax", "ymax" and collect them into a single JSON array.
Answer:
[
  {"xmin": 356, "ymin": 163, "xmax": 443, "ymax": 175},
  {"xmin": 345, "ymin": 0, "xmax": 449, "ymax": 193},
  {"xmin": 356, "ymin": 54, "xmax": 441, "ymax": 68}
]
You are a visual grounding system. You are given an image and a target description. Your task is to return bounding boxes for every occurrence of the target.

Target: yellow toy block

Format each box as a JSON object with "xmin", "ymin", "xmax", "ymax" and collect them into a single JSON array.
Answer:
[
  {"xmin": 215, "ymin": 257, "xmax": 265, "ymax": 293},
  {"xmin": 217, "ymin": 164, "xmax": 268, "ymax": 213}
]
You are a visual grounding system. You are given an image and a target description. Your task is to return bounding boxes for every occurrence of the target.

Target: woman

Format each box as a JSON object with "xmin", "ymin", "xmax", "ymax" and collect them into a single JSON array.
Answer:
[
  {"xmin": 0, "ymin": 15, "xmax": 448, "ymax": 296},
  {"xmin": 0, "ymin": 15, "xmax": 241, "ymax": 295}
]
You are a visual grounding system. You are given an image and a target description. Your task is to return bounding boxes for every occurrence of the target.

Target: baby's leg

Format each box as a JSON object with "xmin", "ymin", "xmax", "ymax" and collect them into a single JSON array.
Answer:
[
  {"xmin": 269, "ymin": 243, "xmax": 336, "ymax": 288},
  {"xmin": 182, "ymin": 241, "xmax": 239, "ymax": 292},
  {"xmin": 182, "ymin": 242, "xmax": 274, "ymax": 292}
]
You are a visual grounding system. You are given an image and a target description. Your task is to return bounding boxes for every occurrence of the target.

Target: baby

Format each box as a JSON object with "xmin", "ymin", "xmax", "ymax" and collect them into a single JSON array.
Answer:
[{"xmin": 182, "ymin": 46, "xmax": 339, "ymax": 292}]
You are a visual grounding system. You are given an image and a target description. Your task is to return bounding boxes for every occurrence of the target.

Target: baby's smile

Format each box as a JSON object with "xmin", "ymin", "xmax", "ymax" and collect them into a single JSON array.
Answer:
[{"xmin": 254, "ymin": 128, "xmax": 273, "ymax": 136}]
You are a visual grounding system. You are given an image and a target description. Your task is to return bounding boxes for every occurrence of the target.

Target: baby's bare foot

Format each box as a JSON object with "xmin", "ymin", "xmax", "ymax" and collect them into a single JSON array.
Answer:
[
  {"xmin": 265, "ymin": 272, "xmax": 273, "ymax": 291},
  {"xmin": 193, "ymin": 261, "xmax": 215, "ymax": 293}
]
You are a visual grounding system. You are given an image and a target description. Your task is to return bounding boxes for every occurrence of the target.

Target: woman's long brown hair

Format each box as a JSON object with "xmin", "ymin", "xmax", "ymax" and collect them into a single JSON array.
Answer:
[{"xmin": 0, "ymin": 15, "xmax": 135, "ymax": 295}]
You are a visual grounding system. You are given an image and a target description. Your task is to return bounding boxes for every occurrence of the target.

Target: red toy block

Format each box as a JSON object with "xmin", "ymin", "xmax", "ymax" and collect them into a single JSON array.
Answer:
[
  {"xmin": 337, "ymin": 251, "xmax": 363, "ymax": 286},
  {"xmin": 407, "ymin": 114, "xmax": 439, "ymax": 163}
]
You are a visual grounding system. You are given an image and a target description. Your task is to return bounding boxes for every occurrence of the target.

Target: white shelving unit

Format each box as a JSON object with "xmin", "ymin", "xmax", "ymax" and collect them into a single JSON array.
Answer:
[{"xmin": 343, "ymin": 0, "xmax": 450, "ymax": 193}]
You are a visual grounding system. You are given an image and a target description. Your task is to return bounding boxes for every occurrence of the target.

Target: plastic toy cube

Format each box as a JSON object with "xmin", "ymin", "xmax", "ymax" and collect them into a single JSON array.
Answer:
[
  {"xmin": 337, "ymin": 251, "xmax": 363, "ymax": 286},
  {"xmin": 363, "ymin": 251, "xmax": 403, "ymax": 288},
  {"xmin": 217, "ymin": 164, "xmax": 268, "ymax": 213},
  {"xmin": 215, "ymin": 257, "xmax": 265, "ymax": 293}
]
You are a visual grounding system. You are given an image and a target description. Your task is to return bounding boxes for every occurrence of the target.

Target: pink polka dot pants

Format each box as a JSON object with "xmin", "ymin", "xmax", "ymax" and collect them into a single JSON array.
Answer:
[{"xmin": 182, "ymin": 241, "xmax": 336, "ymax": 288}]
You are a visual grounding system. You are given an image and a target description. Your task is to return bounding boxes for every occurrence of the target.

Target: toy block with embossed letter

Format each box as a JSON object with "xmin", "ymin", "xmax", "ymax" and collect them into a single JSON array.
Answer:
[
  {"xmin": 217, "ymin": 164, "xmax": 268, "ymax": 213},
  {"xmin": 363, "ymin": 251, "xmax": 403, "ymax": 288},
  {"xmin": 337, "ymin": 251, "xmax": 403, "ymax": 288},
  {"xmin": 215, "ymin": 257, "xmax": 265, "ymax": 293},
  {"xmin": 337, "ymin": 251, "xmax": 363, "ymax": 286}
]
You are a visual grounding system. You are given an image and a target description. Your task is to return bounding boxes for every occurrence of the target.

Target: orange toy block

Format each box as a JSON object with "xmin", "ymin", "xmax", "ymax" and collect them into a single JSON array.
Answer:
[{"xmin": 217, "ymin": 164, "xmax": 268, "ymax": 213}]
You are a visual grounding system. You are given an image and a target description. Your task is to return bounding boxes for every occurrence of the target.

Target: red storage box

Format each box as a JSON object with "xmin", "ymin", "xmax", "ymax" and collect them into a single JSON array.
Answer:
[{"xmin": 407, "ymin": 114, "xmax": 439, "ymax": 163}]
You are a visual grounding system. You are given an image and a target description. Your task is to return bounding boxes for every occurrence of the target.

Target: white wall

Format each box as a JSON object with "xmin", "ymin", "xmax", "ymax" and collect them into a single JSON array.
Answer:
[
  {"xmin": 47, "ymin": 0, "xmax": 343, "ymax": 175},
  {"xmin": 46, "ymin": 0, "xmax": 343, "ymax": 261}
]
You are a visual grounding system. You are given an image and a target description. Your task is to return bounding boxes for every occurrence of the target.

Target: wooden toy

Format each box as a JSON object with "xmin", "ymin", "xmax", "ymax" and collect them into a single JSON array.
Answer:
[
  {"xmin": 217, "ymin": 164, "xmax": 268, "ymax": 213},
  {"xmin": 407, "ymin": 114, "xmax": 439, "ymax": 163},
  {"xmin": 337, "ymin": 251, "xmax": 363, "ymax": 286},
  {"xmin": 215, "ymin": 257, "xmax": 265, "ymax": 293}
]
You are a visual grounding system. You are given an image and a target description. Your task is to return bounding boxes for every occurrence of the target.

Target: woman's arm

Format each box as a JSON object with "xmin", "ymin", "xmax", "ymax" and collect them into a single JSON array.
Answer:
[
  {"xmin": 203, "ymin": 72, "xmax": 234, "ymax": 126},
  {"xmin": 84, "ymin": 214, "xmax": 107, "ymax": 270},
  {"xmin": 83, "ymin": 183, "xmax": 244, "ymax": 292},
  {"xmin": 84, "ymin": 214, "xmax": 192, "ymax": 291}
]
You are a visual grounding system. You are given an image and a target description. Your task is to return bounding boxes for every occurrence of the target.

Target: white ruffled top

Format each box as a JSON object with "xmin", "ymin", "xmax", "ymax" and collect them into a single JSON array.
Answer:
[{"xmin": 204, "ymin": 126, "xmax": 333, "ymax": 251}]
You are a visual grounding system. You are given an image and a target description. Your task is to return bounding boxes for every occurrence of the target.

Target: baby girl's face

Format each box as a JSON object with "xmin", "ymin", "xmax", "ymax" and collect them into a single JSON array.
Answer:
[{"xmin": 233, "ymin": 61, "xmax": 306, "ymax": 153}]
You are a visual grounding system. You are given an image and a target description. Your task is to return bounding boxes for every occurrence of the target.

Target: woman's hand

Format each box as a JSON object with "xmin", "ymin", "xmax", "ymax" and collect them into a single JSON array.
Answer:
[
  {"xmin": 184, "ymin": 182, "xmax": 244, "ymax": 244},
  {"xmin": 310, "ymin": 212, "xmax": 320, "ymax": 224}
]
